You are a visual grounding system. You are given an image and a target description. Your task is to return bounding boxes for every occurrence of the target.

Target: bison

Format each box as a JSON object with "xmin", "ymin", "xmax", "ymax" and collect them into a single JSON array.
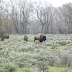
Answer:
[
  {"xmin": 24, "ymin": 34, "xmax": 28, "ymax": 42},
  {"xmin": 39, "ymin": 35, "xmax": 46, "ymax": 42},
  {"xmin": 4, "ymin": 33, "xmax": 9, "ymax": 39},
  {"xmin": 0, "ymin": 31, "xmax": 9, "ymax": 41},
  {"xmin": 34, "ymin": 34, "xmax": 42, "ymax": 42}
]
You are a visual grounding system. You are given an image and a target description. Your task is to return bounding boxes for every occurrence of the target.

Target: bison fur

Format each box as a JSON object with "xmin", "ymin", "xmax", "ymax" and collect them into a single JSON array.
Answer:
[
  {"xmin": 4, "ymin": 33, "xmax": 9, "ymax": 39},
  {"xmin": 24, "ymin": 34, "xmax": 28, "ymax": 42},
  {"xmin": 34, "ymin": 34, "xmax": 42, "ymax": 42},
  {"xmin": 39, "ymin": 35, "xmax": 46, "ymax": 42}
]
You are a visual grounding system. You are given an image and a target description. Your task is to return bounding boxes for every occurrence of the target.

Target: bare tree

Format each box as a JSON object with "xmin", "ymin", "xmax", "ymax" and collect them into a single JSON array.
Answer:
[
  {"xmin": 36, "ymin": 6, "xmax": 49, "ymax": 33},
  {"xmin": 58, "ymin": 3, "xmax": 72, "ymax": 34},
  {"xmin": 18, "ymin": 0, "xmax": 33, "ymax": 34}
]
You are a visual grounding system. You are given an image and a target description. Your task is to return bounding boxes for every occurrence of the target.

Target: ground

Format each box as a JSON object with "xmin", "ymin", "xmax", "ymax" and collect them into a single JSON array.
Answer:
[{"xmin": 0, "ymin": 34, "xmax": 72, "ymax": 72}]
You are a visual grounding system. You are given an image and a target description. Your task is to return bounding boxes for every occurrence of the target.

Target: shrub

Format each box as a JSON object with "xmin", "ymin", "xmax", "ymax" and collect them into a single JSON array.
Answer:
[
  {"xmin": 58, "ymin": 41, "xmax": 66, "ymax": 45},
  {"xmin": 18, "ymin": 63, "xmax": 25, "ymax": 68},
  {"xmin": 0, "ymin": 70, "xmax": 4, "ymax": 72},
  {"xmin": 34, "ymin": 54, "xmax": 49, "ymax": 72},
  {"xmin": 0, "ymin": 48, "xmax": 3, "ymax": 50},
  {"xmin": 61, "ymin": 69, "xmax": 68, "ymax": 72},
  {"xmin": 36, "ymin": 61, "xmax": 49, "ymax": 72},
  {"xmin": 61, "ymin": 54, "xmax": 72, "ymax": 66},
  {"xmin": 14, "ymin": 54, "xmax": 32, "ymax": 68},
  {"xmin": 51, "ymin": 45, "xmax": 57, "ymax": 49},
  {"xmin": 4, "ymin": 64, "xmax": 18, "ymax": 72}
]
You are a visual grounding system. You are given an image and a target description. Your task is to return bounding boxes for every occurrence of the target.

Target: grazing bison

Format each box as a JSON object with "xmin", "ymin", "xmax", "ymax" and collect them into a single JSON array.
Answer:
[
  {"xmin": 24, "ymin": 34, "xmax": 28, "ymax": 41},
  {"xmin": 4, "ymin": 33, "xmax": 9, "ymax": 39},
  {"xmin": 39, "ymin": 35, "xmax": 46, "ymax": 42},
  {"xmin": 0, "ymin": 31, "xmax": 9, "ymax": 41},
  {"xmin": 34, "ymin": 34, "xmax": 42, "ymax": 42}
]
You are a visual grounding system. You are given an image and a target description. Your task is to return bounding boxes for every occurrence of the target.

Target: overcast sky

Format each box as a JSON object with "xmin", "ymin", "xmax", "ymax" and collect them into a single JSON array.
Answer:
[
  {"xmin": 44, "ymin": 0, "xmax": 72, "ymax": 7},
  {"xmin": 3, "ymin": 0, "xmax": 72, "ymax": 7},
  {"xmin": 32, "ymin": 0, "xmax": 72, "ymax": 7}
]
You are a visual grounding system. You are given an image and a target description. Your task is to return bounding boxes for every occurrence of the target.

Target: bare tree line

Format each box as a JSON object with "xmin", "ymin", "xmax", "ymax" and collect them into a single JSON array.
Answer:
[{"xmin": 0, "ymin": 0, "xmax": 72, "ymax": 34}]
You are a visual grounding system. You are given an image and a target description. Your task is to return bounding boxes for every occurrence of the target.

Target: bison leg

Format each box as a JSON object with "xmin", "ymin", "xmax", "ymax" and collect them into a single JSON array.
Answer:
[
  {"xmin": 26, "ymin": 39, "xmax": 28, "ymax": 42},
  {"xmin": 1, "ymin": 36, "xmax": 4, "ymax": 41},
  {"xmin": 34, "ymin": 39, "xmax": 35, "ymax": 42}
]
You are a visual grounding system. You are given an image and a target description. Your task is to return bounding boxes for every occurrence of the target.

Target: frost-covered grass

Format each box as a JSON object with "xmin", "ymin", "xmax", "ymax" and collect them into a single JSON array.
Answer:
[{"xmin": 0, "ymin": 34, "xmax": 72, "ymax": 72}]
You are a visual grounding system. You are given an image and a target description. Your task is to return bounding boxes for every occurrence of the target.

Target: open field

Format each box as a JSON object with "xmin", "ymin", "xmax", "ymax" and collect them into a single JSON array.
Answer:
[{"xmin": 0, "ymin": 34, "xmax": 72, "ymax": 72}]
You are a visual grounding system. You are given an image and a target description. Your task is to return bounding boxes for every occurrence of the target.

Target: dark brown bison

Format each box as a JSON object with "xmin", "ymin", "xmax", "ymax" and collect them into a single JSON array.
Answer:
[
  {"xmin": 34, "ymin": 34, "xmax": 42, "ymax": 42},
  {"xmin": 39, "ymin": 35, "xmax": 46, "ymax": 42},
  {"xmin": 43, "ymin": 36, "xmax": 46, "ymax": 41},
  {"xmin": 24, "ymin": 34, "xmax": 28, "ymax": 41},
  {"xmin": 3, "ymin": 33, "xmax": 9, "ymax": 39},
  {"xmin": 39, "ymin": 35, "xmax": 44, "ymax": 42}
]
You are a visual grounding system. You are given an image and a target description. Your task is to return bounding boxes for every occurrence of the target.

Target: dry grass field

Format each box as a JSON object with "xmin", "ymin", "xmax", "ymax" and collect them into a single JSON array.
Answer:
[{"xmin": 0, "ymin": 34, "xmax": 72, "ymax": 72}]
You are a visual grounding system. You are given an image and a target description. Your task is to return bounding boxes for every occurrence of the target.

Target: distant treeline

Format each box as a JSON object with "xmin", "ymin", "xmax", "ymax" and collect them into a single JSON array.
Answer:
[{"xmin": 0, "ymin": 0, "xmax": 72, "ymax": 34}]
